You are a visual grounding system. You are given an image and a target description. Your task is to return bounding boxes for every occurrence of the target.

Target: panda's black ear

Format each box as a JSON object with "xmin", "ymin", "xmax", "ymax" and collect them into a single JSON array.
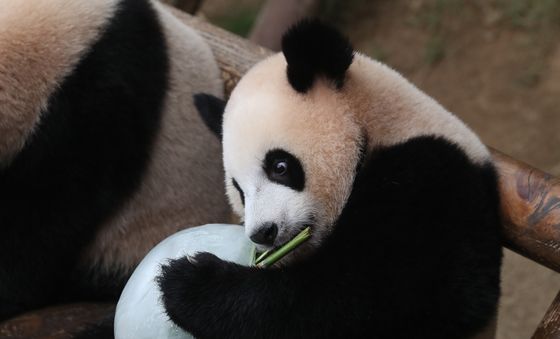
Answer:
[
  {"xmin": 281, "ymin": 18, "xmax": 354, "ymax": 93},
  {"xmin": 194, "ymin": 93, "xmax": 226, "ymax": 139}
]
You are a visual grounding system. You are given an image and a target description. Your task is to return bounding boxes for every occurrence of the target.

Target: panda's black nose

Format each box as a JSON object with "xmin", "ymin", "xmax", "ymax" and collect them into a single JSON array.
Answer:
[{"xmin": 250, "ymin": 222, "xmax": 278, "ymax": 246}]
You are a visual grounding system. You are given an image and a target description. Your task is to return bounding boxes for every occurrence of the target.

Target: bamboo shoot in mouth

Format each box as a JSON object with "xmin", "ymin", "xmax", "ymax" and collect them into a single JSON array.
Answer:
[{"xmin": 254, "ymin": 227, "xmax": 311, "ymax": 267}]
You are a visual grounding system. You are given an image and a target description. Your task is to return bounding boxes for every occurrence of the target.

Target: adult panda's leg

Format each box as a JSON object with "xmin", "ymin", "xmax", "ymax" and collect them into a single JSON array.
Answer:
[
  {"xmin": 0, "ymin": 0, "xmax": 168, "ymax": 319},
  {"xmin": 75, "ymin": 1, "xmax": 229, "ymax": 300}
]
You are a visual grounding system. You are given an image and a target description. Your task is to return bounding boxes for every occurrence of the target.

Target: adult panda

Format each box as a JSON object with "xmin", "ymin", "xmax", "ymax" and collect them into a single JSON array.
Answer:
[
  {"xmin": 0, "ymin": 0, "xmax": 230, "ymax": 320},
  {"xmin": 158, "ymin": 20, "xmax": 503, "ymax": 339}
]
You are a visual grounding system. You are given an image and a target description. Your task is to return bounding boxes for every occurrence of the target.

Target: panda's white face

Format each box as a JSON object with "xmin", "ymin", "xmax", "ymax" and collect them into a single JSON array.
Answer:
[
  {"xmin": 228, "ymin": 148, "xmax": 315, "ymax": 251},
  {"xmin": 222, "ymin": 55, "xmax": 363, "ymax": 253},
  {"xmin": 222, "ymin": 23, "xmax": 491, "ymax": 255}
]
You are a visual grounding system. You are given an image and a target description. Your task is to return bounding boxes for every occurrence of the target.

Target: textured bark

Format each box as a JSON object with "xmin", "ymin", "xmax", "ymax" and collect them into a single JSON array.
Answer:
[
  {"xmin": 161, "ymin": 0, "xmax": 203, "ymax": 14},
  {"xmin": 532, "ymin": 290, "xmax": 560, "ymax": 339},
  {"xmin": 0, "ymin": 304, "xmax": 114, "ymax": 339},
  {"xmin": 492, "ymin": 149, "xmax": 560, "ymax": 273}
]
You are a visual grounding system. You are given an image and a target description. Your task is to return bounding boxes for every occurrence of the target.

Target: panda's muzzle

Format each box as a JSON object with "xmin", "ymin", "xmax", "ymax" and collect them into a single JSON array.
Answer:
[{"xmin": 250, "ymin": 222, "xmax": 278, "ymax": 246}]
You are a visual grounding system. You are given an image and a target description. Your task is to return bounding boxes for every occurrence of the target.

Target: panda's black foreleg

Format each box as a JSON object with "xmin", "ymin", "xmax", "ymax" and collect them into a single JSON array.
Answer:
[
  {"xmin": 157, "ymin": 252, "xmax": 291, "ymax": 339},
  {"xmin": 157, "ymin": 252, "xmax": 339, "ymax": 339}
]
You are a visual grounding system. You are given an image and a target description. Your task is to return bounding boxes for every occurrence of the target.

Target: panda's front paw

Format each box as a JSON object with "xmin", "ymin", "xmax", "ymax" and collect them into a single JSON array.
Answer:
[{"xmin": 156, "ymin": 252, "xmax": 238, "ymax": 333}]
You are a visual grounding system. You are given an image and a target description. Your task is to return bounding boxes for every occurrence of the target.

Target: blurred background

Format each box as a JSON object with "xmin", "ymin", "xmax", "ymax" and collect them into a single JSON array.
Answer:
[{"xmin": 170, "ymin": 0, "xmax": 560, "ymax": 337}]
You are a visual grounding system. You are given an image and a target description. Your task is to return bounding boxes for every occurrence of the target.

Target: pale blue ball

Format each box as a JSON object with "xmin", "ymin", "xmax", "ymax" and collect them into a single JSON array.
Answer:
[{"xmin": 115, "ymin": 224, "xmax": 253, "ymax": 339}]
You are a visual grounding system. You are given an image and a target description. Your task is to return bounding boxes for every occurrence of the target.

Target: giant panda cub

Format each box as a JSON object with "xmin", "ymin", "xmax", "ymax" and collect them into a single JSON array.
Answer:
[
  {"xmin": 158, "ymin": 20, "xmax": 502, "ymax": 339},
  {"xmin": 0, "ymin": 0, "xmax": 229, "ymax": 320}
]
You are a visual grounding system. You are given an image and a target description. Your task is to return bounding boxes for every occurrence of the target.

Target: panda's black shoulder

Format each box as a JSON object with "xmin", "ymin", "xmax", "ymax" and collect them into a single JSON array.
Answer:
[
  {"xmin": 345, "ymin": 135, "xmax": 502, "ymax": 251},
  {"xmin": 352, "ymin": 136, "xmax": 499, "ymax": 207},
  {"xmin": 325, "ymin": 136, "xmax": 502, "ymax": 338}
]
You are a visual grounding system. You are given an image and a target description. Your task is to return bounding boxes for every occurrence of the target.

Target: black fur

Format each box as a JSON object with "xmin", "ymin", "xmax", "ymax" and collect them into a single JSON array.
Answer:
[
  {"xmin": 0, "ymin": 0, "xmax": 168, "ymax": 320},
  {"xmin": 264, "ymin": 149, "xmax": 305, "ymax": 191},
  {"xmin": 194, "ymin": 93, "xmax": 226, "ymax": 139},
  {"xmin": 282, "ymin": 19, "xmax": 354, "ymax": 93},
  {"xmin": 232, "ymin": 178, "xmax": 245, "ymax": 206},
  {"xmin": 158, "ymin": 136, "xmax": 502, "ymax": 339}
]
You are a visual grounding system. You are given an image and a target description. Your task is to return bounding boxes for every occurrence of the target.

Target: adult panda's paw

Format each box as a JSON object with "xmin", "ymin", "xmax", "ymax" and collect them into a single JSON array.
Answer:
[{"xmin": 156, "ymin": 252, "xmax": 242, "ymax": 334}]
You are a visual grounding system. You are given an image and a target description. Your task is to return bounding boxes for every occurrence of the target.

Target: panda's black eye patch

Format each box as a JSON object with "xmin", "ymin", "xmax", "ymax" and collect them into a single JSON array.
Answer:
[
  {"xmin": 264, "ymin": 149, "xmax": 305, "ymax": 191},
  {"xmin": 232, "ymin": 178, "xmax": 245, "ymax": 206}
]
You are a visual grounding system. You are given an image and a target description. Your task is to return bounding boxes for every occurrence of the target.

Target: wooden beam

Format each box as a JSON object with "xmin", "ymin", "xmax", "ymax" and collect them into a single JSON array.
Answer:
[
  {"xmin": 0, "ymin": 303, "xmax": 114, "ymax": 339},
  {"xmin": 168, "ymin": 8, "xmax": 560, "ymax": 272},
  {"xmin": 532, "ymin": 289, "xmax": 560, "ymax": 338},
  {"xmin": 167, "ymin": 7, "xmax": 272, "ymax": 95},
  {"xmin": 161, "ymin": 0, "xmax": 203, "ymax": 14},
  {"xmin": 493, "ymin": 150, "xmax": 560, "ymax": 272}
]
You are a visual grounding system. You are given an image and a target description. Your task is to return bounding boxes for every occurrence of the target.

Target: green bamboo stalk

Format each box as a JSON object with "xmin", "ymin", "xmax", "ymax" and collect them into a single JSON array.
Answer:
[
  {"xmin": 254, "ymin": 249, "xmax": 271, "ymax": 265},
  {"xmin": 255, "ymin": 227, "xmax": 311, "ymax": 268},
  {"xmin": 249, "ymin": 244, "xmax": 258, "ymax": 265}
]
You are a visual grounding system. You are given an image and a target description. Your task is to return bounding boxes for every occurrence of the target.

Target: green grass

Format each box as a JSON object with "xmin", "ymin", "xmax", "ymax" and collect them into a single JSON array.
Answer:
[
  {"xmin": 515, "ymin": 59, "xmax": 544, "ymax": 88},
  {"xmin": 317, "ymin": 0, "xmax": 367, "ymax": 26},
  {"xmin": 425, "ymin": 35, "xmax": 446, "ymax": 65},
  {"xmin": 409, "ymin": 0, "xmax": 464, "ymax": 29},
  {"xmin": 210, "ymin": 6, "xmax": 260, "ymax": 37},
  {"xmin": 407, "ymin": 0, "xmax": 465, "ymax": 65},
  {"xmin": 499, "ymin": 0, "xmax": 560, "ymax": 29},
  {"xmin": 495, "ymin": 0, "xmax": 560, "ymax": 87},
  {"xmin": 367, "ymin": 43, "xmax": 388, "ymax": 62}
]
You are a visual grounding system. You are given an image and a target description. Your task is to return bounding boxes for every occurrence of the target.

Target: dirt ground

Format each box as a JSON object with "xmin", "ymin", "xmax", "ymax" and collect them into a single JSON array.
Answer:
[{"xmin": 201, "ymin": 1, "xmax": 560, "ymax": 338}]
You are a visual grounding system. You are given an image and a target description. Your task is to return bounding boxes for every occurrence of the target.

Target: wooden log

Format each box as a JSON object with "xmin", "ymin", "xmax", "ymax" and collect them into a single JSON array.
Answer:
[
  {"xmin": 492, "ymin": 150, "xmax": 560, "ymax": 272},
  {"xmin": 532, "ymin": 289, "xmax": 560, "ymax": 339},
  {"xmin": 0, "ymin": 303, "xmax": 114, "ymax": 339},
  {"xmin": 168, "ymin": 9, "xmax": 560, "ymax": 273},
  {"xmin": 161, "ymin": 0, "xmax": 203, "ymax": 14},
  {"xmin": 167, "ymin": 7, "xmax": 272, "ymax": 95}
]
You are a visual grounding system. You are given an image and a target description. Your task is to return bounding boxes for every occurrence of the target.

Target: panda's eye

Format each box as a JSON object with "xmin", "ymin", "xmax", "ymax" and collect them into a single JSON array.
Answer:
[
  {"xmin": 273, "ymin": 160, "xmax": 288, "ymax": 176},
  {"xmin": 264, "ymin": 149, "xmax": 305, "ymax": 191}
]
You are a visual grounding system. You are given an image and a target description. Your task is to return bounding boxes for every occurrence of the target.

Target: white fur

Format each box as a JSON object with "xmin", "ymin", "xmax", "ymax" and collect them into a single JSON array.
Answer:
[
  {"xmin": 82, "ymin": 2, "xmax": 229, "ymax": 272},
  {"xmin": 0, "ymin": 0, "xmax": 119, "ymax": 165},
  {"xmin": 222, "ymin": 51, "xmax": 492, "ymax": 253},
  {"xmin": 229, "ymin": 166, "xmax": 316, "ymax": 251},
  {"xmin": 223, "ymin": 55, "xmax": 362, "ymax": 250},
  {"xmin": 346, "ymin": 53, "xmax": 490, "ymax": 165}
]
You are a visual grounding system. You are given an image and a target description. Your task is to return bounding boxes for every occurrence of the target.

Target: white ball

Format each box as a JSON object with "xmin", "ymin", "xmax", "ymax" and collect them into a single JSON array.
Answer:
[{"xmin": 114, "ymin": 224, "xmax": 253, "ymax": 339}]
